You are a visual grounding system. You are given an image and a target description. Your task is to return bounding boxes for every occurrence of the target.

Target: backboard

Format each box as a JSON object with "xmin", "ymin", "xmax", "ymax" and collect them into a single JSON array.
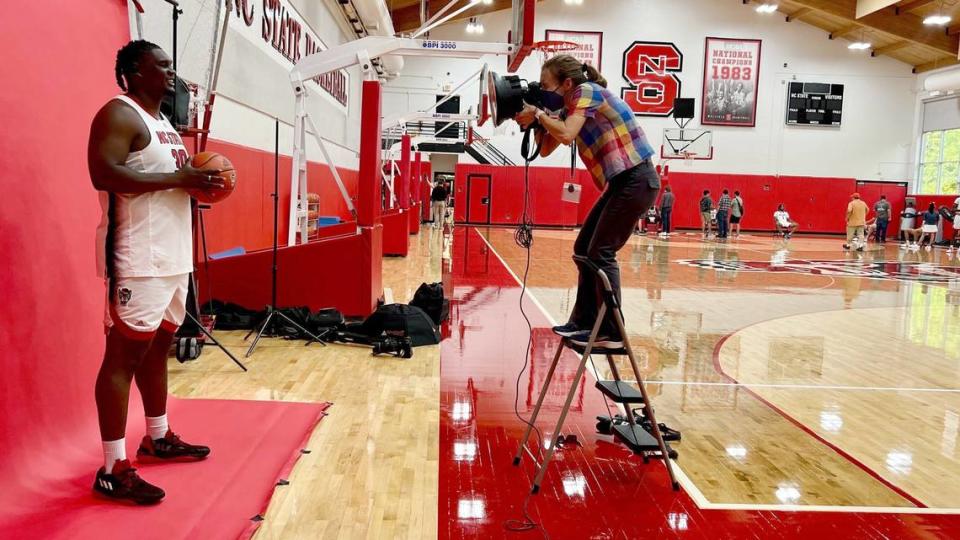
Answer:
[
  {"xmin": 507, "ymin": 0, "xmax": 535, "ymax": 72},
  {"xmin": 661, "ymin": 128, "xmax": 713, "ymax": 161}
]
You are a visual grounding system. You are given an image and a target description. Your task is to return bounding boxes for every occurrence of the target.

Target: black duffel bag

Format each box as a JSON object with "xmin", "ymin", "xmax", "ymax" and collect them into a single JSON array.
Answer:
[{"xmin": 410, "ymin": 282, "xmax": 449, "ymax": 326}]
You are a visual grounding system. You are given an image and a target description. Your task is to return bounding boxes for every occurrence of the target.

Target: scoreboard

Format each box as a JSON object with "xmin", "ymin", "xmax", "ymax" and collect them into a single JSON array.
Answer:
[{"xmin": 786, "ymin": 82, "xmax": 844, "ymax": 126}]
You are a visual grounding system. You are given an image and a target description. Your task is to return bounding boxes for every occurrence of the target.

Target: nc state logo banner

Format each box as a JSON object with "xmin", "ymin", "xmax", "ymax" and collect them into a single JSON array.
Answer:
[
  {"xmin": 620, "ymin": 41, "xmax": 683, "ymax": 117},
  {"xmin": 701, "ymin": 37, "xmax": 762, "ymax": 127}
]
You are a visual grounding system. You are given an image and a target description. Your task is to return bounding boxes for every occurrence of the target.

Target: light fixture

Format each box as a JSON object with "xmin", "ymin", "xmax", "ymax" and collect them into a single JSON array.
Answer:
[
  {"xmin": 848, "ymin": 29, "xmax": 871, "ymax": 51},
  {"xmin": 465, "ymin": 17, "xmax": 483, "ymax": 34},
  {"xmin": 564, "ymin": 0, "xmax": 585, "ymax": 5},
  {"xmin": 755, "ymin": 3, "xmax": 778, "ymax": 14},
  {"xmin": 924, "ymin": 1, "xmax": 951, "ymax": 26},
  {"xmin": 482, "ymin": 0, "xmax": 493, "ymax": 4}
]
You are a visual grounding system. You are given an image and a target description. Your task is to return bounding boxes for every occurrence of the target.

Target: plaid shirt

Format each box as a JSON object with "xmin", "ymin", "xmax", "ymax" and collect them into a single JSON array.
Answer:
[
  {"xmin": 717, "ymin": 194, "xmax": 732, "ymax": 212},
  {"xmin": 566, "ymin": 83, "xmax": 655, "ymax": 187}
]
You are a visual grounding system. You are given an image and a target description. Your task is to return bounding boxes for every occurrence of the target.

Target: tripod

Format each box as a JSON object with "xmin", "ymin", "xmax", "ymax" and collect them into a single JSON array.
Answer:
[{"xmin": 244, "ymin": 118, "xmax": 328, "ymax": 358}]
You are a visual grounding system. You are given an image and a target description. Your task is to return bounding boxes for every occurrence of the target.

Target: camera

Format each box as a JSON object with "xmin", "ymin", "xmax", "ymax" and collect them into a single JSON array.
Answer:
[
  {"xmin": 487, "ymin": 71, "xmax": 544, "ymax": 127},
  {"xmin": 371, "ymin": 335, "xmax": 413, "ymax": 359}
]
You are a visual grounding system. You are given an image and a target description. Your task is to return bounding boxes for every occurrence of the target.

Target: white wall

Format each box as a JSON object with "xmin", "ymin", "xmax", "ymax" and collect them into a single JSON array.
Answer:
[
  {"xmin": 385, "ymin": 0, "xmax": 919, "ymax": 181},
  {"xmin": 128, "ymin": 0, "xmax": 359, "ymax": 169}
]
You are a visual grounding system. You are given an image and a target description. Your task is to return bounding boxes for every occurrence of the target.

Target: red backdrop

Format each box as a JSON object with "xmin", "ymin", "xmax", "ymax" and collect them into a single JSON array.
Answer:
[{"xmin": 0, "ymin": 0, "xmax": 131, "ymax": 514}]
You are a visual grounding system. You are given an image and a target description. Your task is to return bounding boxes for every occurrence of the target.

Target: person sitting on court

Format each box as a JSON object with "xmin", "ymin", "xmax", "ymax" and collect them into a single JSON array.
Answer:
[
  {"xmin": 87, "ymin": 40, "xmax": 216, "ymax": 505},
  {"xmin": 517, "ymin": 54, "xmax": 660, "ymax": 350},
  {"xmin": 773, "ymin": 204, "xmax": 798, "ymax": 238},
  {"xmin": 699, "ymin": 190, "xmax": 714, "ymax": 238},
  {"xmin": 844, "ymin": 193, "xmax": 869, "ymax": 251}
]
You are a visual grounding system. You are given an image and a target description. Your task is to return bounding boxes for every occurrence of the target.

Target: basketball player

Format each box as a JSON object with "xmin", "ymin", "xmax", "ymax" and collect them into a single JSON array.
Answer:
[
  {"xmin": 516, "ymin": 55, "xmax": 659, "ymax": 350},
  {"xmin": 87, "ymin": 40, "xmax": 222, "ymax": 505}
]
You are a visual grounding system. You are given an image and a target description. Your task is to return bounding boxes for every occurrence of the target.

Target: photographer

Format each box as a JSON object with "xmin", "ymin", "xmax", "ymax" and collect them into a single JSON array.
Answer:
[{"xmin": 516, "ymin": 55, "xmax": 659, "ymax": 350}]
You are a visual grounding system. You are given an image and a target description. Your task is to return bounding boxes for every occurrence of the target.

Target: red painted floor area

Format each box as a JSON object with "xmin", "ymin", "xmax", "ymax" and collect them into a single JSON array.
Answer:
[{"xmin": 439, "ymin": 226, "xmax": 960, "ymax": 539}]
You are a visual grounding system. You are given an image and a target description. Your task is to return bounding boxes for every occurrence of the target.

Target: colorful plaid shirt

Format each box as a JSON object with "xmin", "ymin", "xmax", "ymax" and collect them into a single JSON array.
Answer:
[{"xmin": 565, "ymin": 83, "xmax": 654, "ymax": 187}]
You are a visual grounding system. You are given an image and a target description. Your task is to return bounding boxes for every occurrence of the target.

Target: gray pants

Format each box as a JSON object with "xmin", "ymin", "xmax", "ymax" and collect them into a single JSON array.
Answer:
[{"xmin": 568, "ymin": 161, "xmax": 660, "ymax": 336}]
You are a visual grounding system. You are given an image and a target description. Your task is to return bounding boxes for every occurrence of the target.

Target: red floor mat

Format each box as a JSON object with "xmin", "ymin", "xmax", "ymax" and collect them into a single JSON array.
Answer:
[{"xmin": 0, "ymin": 397, "xmax": 330, "ymax": 540}]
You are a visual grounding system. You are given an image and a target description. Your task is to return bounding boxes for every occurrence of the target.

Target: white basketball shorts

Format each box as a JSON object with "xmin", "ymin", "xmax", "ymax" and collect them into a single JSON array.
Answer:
[{"xmin": 104, "ymin": 274, "xmax": 189, "ymax": 339}]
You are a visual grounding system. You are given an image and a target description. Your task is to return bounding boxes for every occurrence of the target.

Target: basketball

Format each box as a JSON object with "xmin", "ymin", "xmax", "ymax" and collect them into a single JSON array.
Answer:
[{"xmin": 189, "ymin": 152, "xmax": 236, "ymax": 203}]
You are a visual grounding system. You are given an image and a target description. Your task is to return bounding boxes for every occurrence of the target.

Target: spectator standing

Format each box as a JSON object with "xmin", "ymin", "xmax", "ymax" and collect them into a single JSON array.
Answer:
[
  {"xmin": 659, "ymin": 185, "xmax": 675, "ymax": 237},
  {"xmin": 430, "ymin": 181, "xmax": 448, "ymax": 229},
  {"xmin": 873, "ymin": 195, "xmax": 891, "ymax": 244},
  {"xmin": 699, "ymin": 190, "xmax": 714, "ymax": 238},
  {"xmin": 716, "ymin": 189, "xmax": 732, "ymax": 239},
  {"xmin": 730, "ymin": 190, "xmax": 745, "ymax": 238},
  {"xmin": 845, "ymin": 193, "xmax": 869, "ymax": 251}
]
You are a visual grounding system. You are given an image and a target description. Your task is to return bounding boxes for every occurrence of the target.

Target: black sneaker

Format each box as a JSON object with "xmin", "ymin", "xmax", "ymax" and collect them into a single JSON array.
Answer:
[
  {"xmin": 552, "ymin": 322, "xmax": 581, "ymax": 337},
  {"xmin": 137, "ymin": 430, "xmax": 211, "ymax": 462},
  {"xmin": 568, "ymin": 330, "xmax": 623, "ymax": 349},
  {"xmin": 93, "ymin": 459, "xmax": 165, "ymax": 505}
]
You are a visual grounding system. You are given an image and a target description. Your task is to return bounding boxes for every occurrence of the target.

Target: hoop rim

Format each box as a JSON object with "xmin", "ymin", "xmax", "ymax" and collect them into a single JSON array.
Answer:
[{"xmin": 532, "ymin": 40, "xmax": 581, "ymax": 53}]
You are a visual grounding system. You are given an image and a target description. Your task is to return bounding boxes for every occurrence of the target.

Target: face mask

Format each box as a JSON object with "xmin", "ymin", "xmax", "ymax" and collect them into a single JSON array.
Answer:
[{"xmin": 541, "ymin": 87, "xmax": 565, "ymax": 112}]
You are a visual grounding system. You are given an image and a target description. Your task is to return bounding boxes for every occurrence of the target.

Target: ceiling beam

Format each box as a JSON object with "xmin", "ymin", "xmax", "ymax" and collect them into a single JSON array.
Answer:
[
  {"xmin": 787, "ymin": 0, "xmax": 959, "ymax": 55},
  {"xmin": 786, "ymin": 7, "xmax": 813, "ymax": 22},
  {"xmin": 895, "ymin": 0, "xmax": 936, "ymax": 15},
  {"xmin": 830, "ymin": 24, "xmax": 863, "ymax": 39},
  {"xmin": 914, "ymin": 57, "xmax": 960, "ymax": 72},
  {"xmin": 870, "ymin": 40, "xmax": 911, "ymax": 55},
  {"xmin": 391, "ymin": 0, "xmax": 514, "ymax": 33}
]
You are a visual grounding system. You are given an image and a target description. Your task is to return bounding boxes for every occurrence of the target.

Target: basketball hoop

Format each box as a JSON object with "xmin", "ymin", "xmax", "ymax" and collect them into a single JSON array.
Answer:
[
  {"xmin": 682, "ymin": 151, "xmax": 697, "ymax": 167},
  {"xmin": 532, "ymin": 40, "xmax": 580, "ymax": 64}
]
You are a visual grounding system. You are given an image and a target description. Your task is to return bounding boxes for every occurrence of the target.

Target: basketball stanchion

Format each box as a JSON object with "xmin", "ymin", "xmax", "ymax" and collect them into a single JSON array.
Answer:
[{"xmin": 244, "ymin": 118, "xmax": 329, "ymax": 358}]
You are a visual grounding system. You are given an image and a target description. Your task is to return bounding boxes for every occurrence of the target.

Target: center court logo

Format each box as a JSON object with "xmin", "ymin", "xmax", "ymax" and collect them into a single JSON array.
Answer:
[{"xmin": 677, "ymin": 259, "xmax": 960, "ymax": 284}]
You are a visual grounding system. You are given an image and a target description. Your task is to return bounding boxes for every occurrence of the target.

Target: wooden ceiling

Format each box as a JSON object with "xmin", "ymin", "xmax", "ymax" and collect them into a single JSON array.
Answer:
[
  {"xmin": 387, "ymin": 0, "xmax": 960, "ymax": 73},
  {"xmin": 388, "ymin": 0, "xmax": 514, "ymax": 33},
  {"xmin": 744, "ymin": 0, "xmax": 960, "ymax": 72}
]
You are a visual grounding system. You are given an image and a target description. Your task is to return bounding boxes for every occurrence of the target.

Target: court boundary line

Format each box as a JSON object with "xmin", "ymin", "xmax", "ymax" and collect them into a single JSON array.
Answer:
[{"xmin": 472, "ymin": 226, "xmax": 960, "ymax": 515}]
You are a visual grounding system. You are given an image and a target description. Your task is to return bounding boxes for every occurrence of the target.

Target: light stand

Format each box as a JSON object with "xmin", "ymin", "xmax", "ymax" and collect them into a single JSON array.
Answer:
[{"xmin": 244, "ymin": 118, "xmax": 328, "ymax": 358}]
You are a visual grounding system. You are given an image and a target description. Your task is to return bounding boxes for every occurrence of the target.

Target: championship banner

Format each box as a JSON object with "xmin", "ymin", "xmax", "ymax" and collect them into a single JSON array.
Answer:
[
  {"xmin": 701, "ymin": 37, "xmax": 761, "ymax": 127},
  {"xmin": 544, "ymin": 29, "xmax": 603, "ymax": 69}
]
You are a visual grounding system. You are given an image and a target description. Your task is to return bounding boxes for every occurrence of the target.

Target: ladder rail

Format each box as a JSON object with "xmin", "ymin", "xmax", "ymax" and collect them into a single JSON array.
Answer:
[{"xmin": 514, "ymin": 254, "xmax": 680, "ymax": 493}]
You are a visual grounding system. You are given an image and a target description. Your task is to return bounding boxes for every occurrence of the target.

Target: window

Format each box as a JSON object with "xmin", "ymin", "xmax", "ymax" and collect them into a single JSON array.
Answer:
[{"xmin": 918, "ymin": 129, "xmax": 960, "ymax": 194}]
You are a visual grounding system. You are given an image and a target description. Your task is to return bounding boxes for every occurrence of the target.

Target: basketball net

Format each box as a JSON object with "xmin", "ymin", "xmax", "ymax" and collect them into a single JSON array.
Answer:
[
  {"xmin": 682, "ymin": 151, "xmax": 697, "ymax": 167},
  {"xmin": 532, "ymin": 40, "xmax": 581, "ymax": 65}
]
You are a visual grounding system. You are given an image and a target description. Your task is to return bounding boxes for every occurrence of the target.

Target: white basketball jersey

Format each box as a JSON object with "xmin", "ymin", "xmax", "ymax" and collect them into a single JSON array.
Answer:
[{"xmin": 95, "ymin": 95, "xmax": 193, "ymax": 278}]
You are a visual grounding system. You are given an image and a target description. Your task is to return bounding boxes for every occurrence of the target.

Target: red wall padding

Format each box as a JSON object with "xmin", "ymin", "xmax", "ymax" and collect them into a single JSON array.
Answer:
[
  {"xmin": 201, "ymin": 139, "xmax": 359, "ymax": 254},
  {"xmin": 382, "ymin": 208, "xmax": 410, "ymax": 256},
  {"xmin": 196, "ymin": 225, "xmax": 373, "ymax": 316},
  {"xmin": 454, "ymin": 164, "xmax": 581, "ymax": 226},
  {"xmin": 0, "ymin": 0, "xmax": 130, "ymax": 514},
  {"xmin": 456, "ymin": 164, "xmax": 914, "ymax": 234}
]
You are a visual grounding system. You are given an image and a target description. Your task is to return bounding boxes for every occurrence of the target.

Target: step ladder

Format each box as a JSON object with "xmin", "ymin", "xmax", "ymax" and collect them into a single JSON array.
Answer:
[{"xmin": 512, "ymin": 256, "xmax": 680, "ymax": 494}]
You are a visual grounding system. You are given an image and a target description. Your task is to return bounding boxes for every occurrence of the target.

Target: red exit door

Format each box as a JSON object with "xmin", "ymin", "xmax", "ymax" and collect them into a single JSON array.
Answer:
[{"xmin": 467, "ymin": 175, "xmax": 491, "ymax": 224}]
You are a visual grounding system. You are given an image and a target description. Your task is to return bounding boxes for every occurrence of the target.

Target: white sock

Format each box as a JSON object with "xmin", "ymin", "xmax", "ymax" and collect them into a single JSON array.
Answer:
[
  {"xmin": 103, "ymin": 439, "xmax": 126, "ymax": 474},
  {"xmin": 146, "ymin": 414, "xmax": 169, "ymax": 441}
]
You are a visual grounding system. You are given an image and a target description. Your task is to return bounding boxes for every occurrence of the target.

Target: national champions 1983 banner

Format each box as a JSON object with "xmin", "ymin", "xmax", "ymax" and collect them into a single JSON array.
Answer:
[{"xmin": 701, "ymin": 37, "xmax": 761, "ymax": 127}]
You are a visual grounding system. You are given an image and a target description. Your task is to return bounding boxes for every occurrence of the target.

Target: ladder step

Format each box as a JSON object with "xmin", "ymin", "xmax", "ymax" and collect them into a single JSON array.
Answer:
[
  {"xmin": 564, "ymin": 339, "xmax": 628, "ymax": 355},
  {"xmin": 612, "ymin": 423, "xmax": 661, "ymax": 452},
  {"xmin": 595, "ymin": 380, "xmax": 645, "ymax": 403}
]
